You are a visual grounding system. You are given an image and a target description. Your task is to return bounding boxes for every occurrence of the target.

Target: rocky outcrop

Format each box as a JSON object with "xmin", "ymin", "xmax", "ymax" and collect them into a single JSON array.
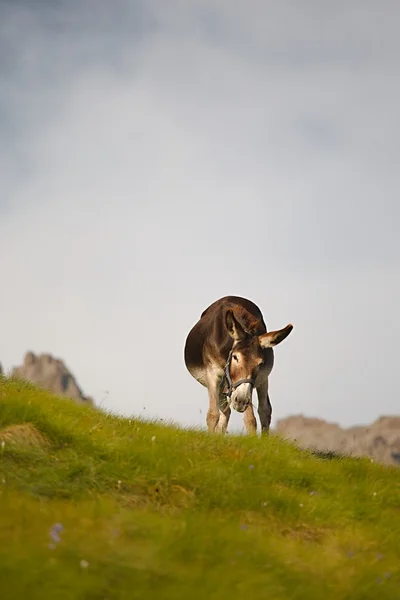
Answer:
[
  {"xmin": 10, "ymin": 352, "xmax": 94, "ymax": 407},
  {"xmin": 274, "ymin": 415, "xmax": 400, "ymax": 466}
]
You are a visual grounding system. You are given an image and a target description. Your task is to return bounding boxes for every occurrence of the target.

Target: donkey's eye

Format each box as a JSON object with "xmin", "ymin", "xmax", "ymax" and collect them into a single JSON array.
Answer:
[{"xmin": 232, "ymin": 354, "xmax": 238, "ymax": 362}]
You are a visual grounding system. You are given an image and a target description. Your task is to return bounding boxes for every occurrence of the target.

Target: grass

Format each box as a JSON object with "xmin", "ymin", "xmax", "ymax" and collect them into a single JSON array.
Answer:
[{"xmin": 0, "ymin": 377, "xmax": 399, "ymax": 599}]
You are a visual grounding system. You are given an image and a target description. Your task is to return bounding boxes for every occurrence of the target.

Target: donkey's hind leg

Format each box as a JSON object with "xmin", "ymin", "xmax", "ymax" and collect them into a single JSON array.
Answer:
[{"xmin": 206, "ymin": 374, "xmax": 222, "ymax": 433}]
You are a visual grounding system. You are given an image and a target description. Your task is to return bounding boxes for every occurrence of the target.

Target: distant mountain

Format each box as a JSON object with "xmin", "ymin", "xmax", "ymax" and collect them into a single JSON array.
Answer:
[
  {"xmin": 7, "ymin": 351, "xmax": 94, "ymax": 407},
  {"xmin": 274, "ymin": 415, "xmax": 400, "ymax": 467}
]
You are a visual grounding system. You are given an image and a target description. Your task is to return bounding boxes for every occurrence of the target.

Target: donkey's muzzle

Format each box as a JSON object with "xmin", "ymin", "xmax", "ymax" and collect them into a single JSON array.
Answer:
[
  {"xmin": 230, "ymin": 381, "xmax": 254, "ymax": 413},
  {"xmin": 232, "ymin": 402, "xmax": 249, "ymax": 413}
]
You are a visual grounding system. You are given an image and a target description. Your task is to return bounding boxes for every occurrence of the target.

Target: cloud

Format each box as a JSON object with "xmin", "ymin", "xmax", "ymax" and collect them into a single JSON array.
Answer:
[{"xmin": 1, "ymin": 0, "xmax": 399, "ymax": 430}]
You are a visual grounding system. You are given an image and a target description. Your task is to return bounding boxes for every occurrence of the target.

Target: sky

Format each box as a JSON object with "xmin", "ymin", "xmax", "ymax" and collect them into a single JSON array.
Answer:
[{"xmin": 1, "ymin": 0, "xmax": 399, "ymax": 432}]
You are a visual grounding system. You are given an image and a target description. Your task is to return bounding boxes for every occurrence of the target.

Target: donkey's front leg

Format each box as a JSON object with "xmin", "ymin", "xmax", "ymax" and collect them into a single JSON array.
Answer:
[
  {"xmin": 243, "ymin": 404, "xmax": 257, "ymax": 435},
  {"xmin": 215, "ymin": 404, "xmax": 231, "ymax": 434},
  {"xmin": 256, "ymin": 380, "xmax": 272, "ymax": 435}
]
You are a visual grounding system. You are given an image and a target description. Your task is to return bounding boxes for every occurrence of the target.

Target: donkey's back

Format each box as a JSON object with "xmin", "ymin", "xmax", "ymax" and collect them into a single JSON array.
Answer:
[{"xmin": 200, "ymin": 295, "xmax": 266, "ymax": 324}]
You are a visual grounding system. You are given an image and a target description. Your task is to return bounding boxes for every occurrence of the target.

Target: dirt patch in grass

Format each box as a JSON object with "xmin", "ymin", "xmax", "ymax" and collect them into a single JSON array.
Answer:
[{"xmin": 0, "ymin": 423, "xmax": 49, "ymax": 449}]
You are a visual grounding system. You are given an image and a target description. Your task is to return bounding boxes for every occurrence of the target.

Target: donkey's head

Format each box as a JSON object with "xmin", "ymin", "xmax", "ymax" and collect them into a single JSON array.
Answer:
[{"xmin": 224, "ymin": 309, "xmax": 293, "ymax": 413}]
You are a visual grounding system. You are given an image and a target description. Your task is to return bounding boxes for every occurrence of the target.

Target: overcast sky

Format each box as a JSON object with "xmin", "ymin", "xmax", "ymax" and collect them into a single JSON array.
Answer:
[{"xmin": 1, "ymin": 0, "xmax": 399, "ymax": 431}]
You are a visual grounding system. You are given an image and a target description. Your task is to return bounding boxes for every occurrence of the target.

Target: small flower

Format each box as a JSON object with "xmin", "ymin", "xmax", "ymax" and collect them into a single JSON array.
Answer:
[
  {"xmin": 310, "ymin": 490, "xmax": 316, "ymax": 496},
  {"xmin": 80, "ymin": 560, "xmax": 89, "ymax": 569},
  {"xmin": 299, "ymin": 503, "xmax": 304, "ymax": 507},
  {"xmin": 249, "ymin": 465, "xmax": 254, "ymax": 470},
  {"xmin": 50, "ymin": 523, "xmax": 63, "ymax": 541},
  {"xmin": 373, "ymin": 492, "xmax": 377, "ymax": 496},
  {"xmin": 151, "ymin": 436, "xmax": 156, "ymax": 442},
  {"xmin": 240, "ymin": 524, "xmax": 248, "ymax": 531},
  {"xmin": 1, "ymin": 441, "xmax": 5, "ymax": 449},
  {"xmin": 49, "ymin": 523, "xmax": 64, "ymax": 548}
]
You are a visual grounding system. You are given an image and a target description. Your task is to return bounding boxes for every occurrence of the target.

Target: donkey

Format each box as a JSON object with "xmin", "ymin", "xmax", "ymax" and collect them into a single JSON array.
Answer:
[{"xmin": 184, "ymin": 296, "xmax": 293, "ymax": 435}]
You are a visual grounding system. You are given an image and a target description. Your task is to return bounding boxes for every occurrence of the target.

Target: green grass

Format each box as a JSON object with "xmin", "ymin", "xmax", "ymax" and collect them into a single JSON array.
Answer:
[{"xmin": 0, "ymin": 377, "xmax": 399, "ymax": 599}]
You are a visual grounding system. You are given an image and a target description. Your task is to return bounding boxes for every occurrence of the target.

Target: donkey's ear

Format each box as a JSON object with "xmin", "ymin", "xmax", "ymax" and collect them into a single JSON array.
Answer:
[
  {"xmin": 258, "ymin": 324, "xmax": 293, "ymax": 348},
  {"xmin": 225, "ymin": 309, "xmax": 247, "ymax": 341}
]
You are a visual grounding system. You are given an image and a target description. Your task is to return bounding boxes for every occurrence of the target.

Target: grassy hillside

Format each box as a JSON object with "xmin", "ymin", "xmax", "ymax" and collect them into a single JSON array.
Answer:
[{"xmin": 0, "ymin": 377, "xmax": 399, "ymax": 599}]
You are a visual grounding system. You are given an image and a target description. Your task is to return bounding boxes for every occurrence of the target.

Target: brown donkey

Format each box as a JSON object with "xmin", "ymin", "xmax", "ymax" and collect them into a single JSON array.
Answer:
[{"xmin": 184, "ymin": 296, "xmax": 293, "ymax": 435}]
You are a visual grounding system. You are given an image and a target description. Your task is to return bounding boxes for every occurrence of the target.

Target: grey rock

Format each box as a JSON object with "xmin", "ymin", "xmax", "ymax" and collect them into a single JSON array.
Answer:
[
  {"xmin": 274, "ymin": 414, "xmax": 400, "ymax": 466},
  {"xmin": 11, "ymin": 351, "xmax": 94, "ymax": 407}
]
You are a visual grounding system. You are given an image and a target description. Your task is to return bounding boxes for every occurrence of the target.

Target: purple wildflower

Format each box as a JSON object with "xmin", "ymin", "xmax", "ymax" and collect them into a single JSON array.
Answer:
[{"xmin": 49, "ymin": 523, "xmax": 64, "ymax": 549}]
